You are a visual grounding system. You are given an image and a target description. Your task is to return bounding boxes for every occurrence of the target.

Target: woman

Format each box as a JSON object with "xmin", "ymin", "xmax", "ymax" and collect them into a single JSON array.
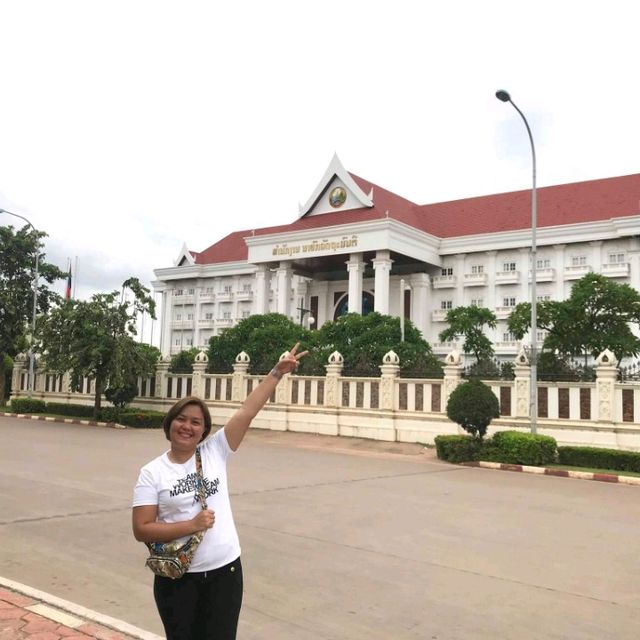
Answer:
[{"xmin": 132, "ymin": 343, "xmax": 307, "ymax": 639}]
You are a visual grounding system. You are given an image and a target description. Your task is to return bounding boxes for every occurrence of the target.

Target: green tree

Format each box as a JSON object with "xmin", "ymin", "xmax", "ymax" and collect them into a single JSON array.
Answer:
[
  {"xmin": 36, "ymin": 278, "xmax": 156, "ymax": 417},
  {"xmin": 508, "ymin": 273, "xmax": 640, "ymax": 362},
  {"xmin": 438, "ymin": 306, "xmax": 497, "ymax": 362},
  {"xmin": 0, "ymin": 224, "xmax": 65, "ymax": 404},
  {"xmin": 207, "ymin": 313, "xmax": 313, "ymax": 374},
  {"xmin": 170, "ymin": 347, "xmax": 200, "ymax": 373},
  {"xmin": 446, "ymin": 378, "xmax": 500, "ymax": 439},
  {"xmin": 105, "ymin": 343, "xmax": 161, "ymax": 410}
]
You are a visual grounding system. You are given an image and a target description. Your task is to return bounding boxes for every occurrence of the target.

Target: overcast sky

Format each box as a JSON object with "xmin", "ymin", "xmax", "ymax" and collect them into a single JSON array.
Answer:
[{"xmin": 1, "ymin": 1, "xmax": 639, "ymax": 343}]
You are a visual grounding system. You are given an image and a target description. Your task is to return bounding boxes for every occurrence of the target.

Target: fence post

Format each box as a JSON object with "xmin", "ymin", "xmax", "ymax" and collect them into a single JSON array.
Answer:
[
  {"xmin": 275, "ymin": 350, "xmax": 292, "ymax": 404},
  {"xmin": 324, "ymin": 351, "xmax": 343, "ymax": 407},
  {"xmin": 443, "ymin": 350, "xmax": 463, "ymax": 410},
  {"xmin": 155, "ymin": 356, "xmax": 171, "ymax": 399},
  {"xmin": 11, "ymin": 354, "xmax": 27, "ymax": 395},
  {"xmin": 513, "ymin": 348, "xmax": 531, "ymax": 418},
  {"xmin": 232, "ymin": 351, "xmax": 250, "ymax": 401},
  {"xmin": 595, "ymin": 349, "xmax": 618, "ymax": 423},
  {"xmin": 34, "ymin": 356, "xmax": 45, "ymax": 393},
  {"xmin": 379, "ymin": 350, "xmax": 400, "ymax": 410},
  {"xmin": 192, "ymin": 350, "xmax": 209, "ymax": 398}
]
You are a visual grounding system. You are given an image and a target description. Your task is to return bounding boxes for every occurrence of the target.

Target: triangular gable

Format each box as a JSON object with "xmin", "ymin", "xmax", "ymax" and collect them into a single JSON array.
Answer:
[
  {"xmin": 174, "ymin": 242, "xmax": 196, "ymax": 267},
  {"xmin": 298, "ymin": 153, "xmax": 373, "ymax": 218}
]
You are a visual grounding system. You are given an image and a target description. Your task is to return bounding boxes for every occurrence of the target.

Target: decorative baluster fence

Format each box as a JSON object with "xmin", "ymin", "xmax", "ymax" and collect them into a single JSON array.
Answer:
[{"xmin": 9, "ymin": 347, "xmax": 640, "ymax": 451}]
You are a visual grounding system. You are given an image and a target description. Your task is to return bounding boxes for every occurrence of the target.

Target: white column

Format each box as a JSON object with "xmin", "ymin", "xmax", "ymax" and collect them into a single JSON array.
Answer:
[
  {"xmin": 372, "ymin": 250, "xmax": 393, "ymax": 314},
  {"xmin": 628, "ymin": 248, "xmax": 640, "ymax": 292},
  {"xmin": 193, "ymin": 287, "xmax": 201, "ymax": 348},
  {"xmin": 253, "ymin": 265, "xmax": 270, "ymax": 315},
  {"xmin": 485, "ymin": 251, "xmax": 497, "ymax": 310},
  {"xmin": 409, "ymin": 273, "xmax": 430, "ymax": 338},
  {"xmin": 161, "ymin": 290, "xmax": 173, "ymax": 355},
  {"xmin": 590, "ymin": 240, "xmax": 603, "ymax": 273},
  {"xmin": 519, "ymin": 247, "xmax": 530, "ymax": 305},
  {"xmin": 295, "ymin": 279, "xmax": 310, "ymax": 325},
  {"xmin": 554, "ymin": 244, "xmax": 566, "ymax": 300},
  {"xmin": 313, "ymin": 281, "xmax": 330, "ymax": 326},
  {"xmin": 346, "ymin": 253, "xmax": 365, "ymax": 314},
  {"xmin": 454, "ymin": 254, "xmax": 465, "ymax": 307},
  {"xmin": 275, "ymin": 262, "xmax": 293, "ymax": 318}
]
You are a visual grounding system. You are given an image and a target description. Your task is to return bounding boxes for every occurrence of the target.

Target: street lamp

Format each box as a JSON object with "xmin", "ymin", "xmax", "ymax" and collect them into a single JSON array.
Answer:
[
  {"xmin": 296, "ymin": 304, "xmax": 315, "ymax": 328},
  {"xmin": 0, "ymin": 208, "xmax": 39, "ymax": 394},
  {"xmin": 495, "ymin": 89, "xmax": 538, "ymax": 434}
]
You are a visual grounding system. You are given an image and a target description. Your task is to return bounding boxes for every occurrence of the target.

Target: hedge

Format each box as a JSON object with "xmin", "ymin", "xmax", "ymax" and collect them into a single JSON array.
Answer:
[
  {"xmin": 46, "ymin": 402, "xmax": 95, "ymax": 418},
  {"xmin": 435, "ymin": 431, "xmax": 557, "ymax": 465},
  {"xmin": 118, "ymin": 410, "xmax": 165, "ymax": 428},
  {"xmin": 10, "ymin": 398, "xmax": 47, "ymax": 413},
  {"xmin": 487, "ymin": 430, "xmax": 557, "ymax": 466},
  {"xmin": 434, "ymin": 435, "xmax": 482, "ymax": 463},
  {"xmin": 558, "ymin": 446, "xmax": 640, "ymax": 473}
]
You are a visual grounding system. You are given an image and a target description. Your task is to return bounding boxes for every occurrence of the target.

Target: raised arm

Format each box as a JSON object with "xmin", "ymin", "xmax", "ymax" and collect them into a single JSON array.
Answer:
[{"xmin": 224, "ymin": 342, "xmax": 308, "ymax": 451}]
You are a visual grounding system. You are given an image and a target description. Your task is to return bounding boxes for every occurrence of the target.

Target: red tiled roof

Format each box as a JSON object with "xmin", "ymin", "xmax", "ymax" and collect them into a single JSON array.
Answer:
[{"xmin": 194, "ymin": 172, "xmax": 640, "ymax": 265}]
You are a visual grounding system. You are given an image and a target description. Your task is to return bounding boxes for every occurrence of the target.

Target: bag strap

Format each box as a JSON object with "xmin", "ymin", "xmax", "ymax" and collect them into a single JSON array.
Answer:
[{"xmin": 194, "ymin": 447, "xmax": 208, "ymax": 510}]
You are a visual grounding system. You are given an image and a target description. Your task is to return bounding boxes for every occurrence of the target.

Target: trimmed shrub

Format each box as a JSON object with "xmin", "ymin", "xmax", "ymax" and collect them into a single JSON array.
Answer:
[
  {"xmin": 10, "ymin": 398, "xmax": 47, "ymax": 413},
  {"xmin": 45, "ymin": 402, "xmax": 95, "ymax": 418},
  {"xmin": 558, "ymin": 446, "xmax": 640, "ymax": 473},
  {"xmin": 119, "ymin": 409, "xmax": 165, "ymax": 428},
  {"xmin": 98, "ymin": 407, "xmax": 122, "ymax": 423},
  {"xmin": 446, "ymin": 379, "xmax": 500, "ymax": 439},
  {"xmin": 488, "ymin": 430, "xmax": 557, "ymax": 466},
  {"xmin": 434, "ymin": 435, "xmax": 482, "ymax": 463}
]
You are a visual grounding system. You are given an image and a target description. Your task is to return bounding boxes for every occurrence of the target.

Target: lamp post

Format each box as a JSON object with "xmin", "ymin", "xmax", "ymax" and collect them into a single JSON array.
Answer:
[
  {"xmin": 0, "ymin": 208, "xmax": 40, "ymax": 394},
  {"xmin": 296, "ymin": 303, "xmax": 315, "ymax": 328},
  {"xmin": 495, "ymin": 90, "xmax": 538, "ymax": 434}
]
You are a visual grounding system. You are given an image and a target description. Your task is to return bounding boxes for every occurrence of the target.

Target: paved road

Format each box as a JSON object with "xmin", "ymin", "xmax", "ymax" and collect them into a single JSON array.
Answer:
[{"xmin": 1, "ymin": 416, "xmax": 639, "ymax": 639}]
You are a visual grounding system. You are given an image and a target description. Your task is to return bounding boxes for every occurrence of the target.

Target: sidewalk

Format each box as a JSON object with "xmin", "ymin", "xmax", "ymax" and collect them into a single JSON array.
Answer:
[{"xmin": 0, "ymin": 579, "xmax": 162, "ymax": 640}]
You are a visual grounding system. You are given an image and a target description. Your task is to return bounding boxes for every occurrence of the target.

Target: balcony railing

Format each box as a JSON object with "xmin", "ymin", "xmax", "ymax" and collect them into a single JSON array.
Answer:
[
  {"xmin": 431, "ymin": 275, "xmax": 457, "ymax": 289},
  {"xmin": 216, "ymin": 291, "xmax": 233, "ymax": 302},
  {"xmin": 173, "ymin": 295, "xmax": 195, "ymax": 305},
  {"xmin": 564, "ymin": 265, "xmax": 592, "ymax": 279},
  {"xmin": 171, "ymin": 320, "xmax": 194, "ymax": 329},
  {"xmin": 495, "ymin": 270, "xmax": 520, "ymax": 284},
  {"xmin": 601, "ymin": 262, "xmax": 630, "ymax": 277},
  {"xmin": 431, "ymin": 309, "xmax": 450, "ymax": 322},
  {"xmin": 198, "ymin": 319, "xmax": 215, "ymax": 329},
  {"xmin": 528, "ymin": 267, "xmax": 556, "ymax": 282},
  {"xmin": 463, "ymin": 273, "xmax": 488, "ymax": 287},
  {"xmin": 235, "ymin": 289, "xmax": 254, "ymax": 301},
  {"xmin": 495, "ymin": 306, "xmax": 516, "ymax": 320}
]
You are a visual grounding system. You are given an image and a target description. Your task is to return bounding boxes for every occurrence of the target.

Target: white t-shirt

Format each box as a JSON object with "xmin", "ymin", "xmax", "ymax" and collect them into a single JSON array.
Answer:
[{"xmin": 133, "ymin": 428, "xmax": 241, "ymax": 572}]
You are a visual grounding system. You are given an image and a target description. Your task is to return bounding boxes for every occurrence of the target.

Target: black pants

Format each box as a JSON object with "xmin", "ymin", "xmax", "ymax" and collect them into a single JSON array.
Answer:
[{"xmin": 154, "ymin": 557, "xmax": 243, "ymax": 640}]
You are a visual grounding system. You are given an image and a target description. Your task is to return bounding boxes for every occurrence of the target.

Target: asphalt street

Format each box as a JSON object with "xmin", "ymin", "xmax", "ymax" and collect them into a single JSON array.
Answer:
[{"xmin": 1, "ymin": 416, "xmax": 639, "ymax": 639}]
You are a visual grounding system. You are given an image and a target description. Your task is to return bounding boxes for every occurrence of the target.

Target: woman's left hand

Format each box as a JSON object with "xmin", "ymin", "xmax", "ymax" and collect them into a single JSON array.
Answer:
[{"xmin": 274, "ymin": 342, "xmax": 308, "ymax": 376}]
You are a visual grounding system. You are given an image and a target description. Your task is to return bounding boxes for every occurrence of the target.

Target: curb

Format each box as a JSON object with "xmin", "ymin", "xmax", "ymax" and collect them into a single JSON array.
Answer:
[
  {"xmin": 0, "ymin": 411, "xmax": 125, "ymax": 429},
  {"xmin": 0, "ymin": 576, "xmax": 162, "ymax": 640},
  {"xmin": 462, "ymin": 460, "xmax": 640, "ymax": 486}
]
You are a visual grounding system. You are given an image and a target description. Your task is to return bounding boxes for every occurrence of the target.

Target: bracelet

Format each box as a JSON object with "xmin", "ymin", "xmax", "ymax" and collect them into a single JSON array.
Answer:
[{"xmin": 270, "ymin": 367, "xmax": 283, "ymax": 380}]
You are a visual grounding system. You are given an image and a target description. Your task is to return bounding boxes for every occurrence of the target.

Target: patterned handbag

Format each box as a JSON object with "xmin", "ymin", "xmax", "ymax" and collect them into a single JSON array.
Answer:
[{"xmin": 145, "ymin": 447, "xmax": 208, "ymax": 579}]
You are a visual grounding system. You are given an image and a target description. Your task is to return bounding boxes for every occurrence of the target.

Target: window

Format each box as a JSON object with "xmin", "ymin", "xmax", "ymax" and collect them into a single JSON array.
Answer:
[
  {"xmin": 537, "ymin": 294, "xmax": 551, "ymax": 302},
  {"xmin": 536, "ymin": 258, "xmax": 551, "ymax": 269},
  {"xmin": 204, "ymin": 287, "xmax": 214, "ymax": 295},
  {"xmin": 187, "ymin": 313, "xmax": 193, "ymax": 320},
  {"xmin": 470, "ymin": 298, "xmax": 483, "ymax": 307},
  {"xmin": 186, "ymin": 338, "xmax": 193, "ymax": 346},
  {"xmin": 187, "ymin": 288, "xmax": 195, "ymax": 295},
  {"xmin": 608, "ymin": 252, "xmax": 625, "ymax": 264},
  {"xmin": 502, "ymin": 262, "xmax": 516, "ymax": 272},
  {"xmin": 503, "ymin": 297, "xmax": 516, "ymax": 307},
  {"xmin": 223, "ymin": 311, "xmax": 232, "ymax": 319},
  {"xmin": 243, "ymin": 284, "xmax": 252, "ymax": 292},
  {"xmin": 175, "ymin": 313, "xmax": 182, "ymax": 320},
  {"xmin": 537, "ymin": 330, "xmax": 547, "ymax": 342},
  {"xmin": 503, "ymin": 331, "xmax": 516, "ymax": 342},
  {"xmin": 175, "ymin": 289, "xmax": 183, "ymax": 296},
  {"xmin": 205, "ymin": 313, "xmax": 213, "ymax": 320},
  {"xmin": 175, "ymin": 339, "xmax": 180, "ymax": 346},
  {"xmin": 441, "ymin": 267, "xmax": 453, "ymax": 276},
  {"xmin": 241, "ymin": 310, "xmax": 251, "ymax": 318},
  {"xmin": 224, "ymin": 285, "xmax": 232, "ymax": 293},
  {"xmin": 440, "ymin": 300, "xmax": 453, "ymax": 310},
  {"xmin": 571, "ymin": 255, "xmax": 587, "ymax": 266},
  {"xmin": 471, "ymin": 265, "xmax": 484, "ymax": 274}
]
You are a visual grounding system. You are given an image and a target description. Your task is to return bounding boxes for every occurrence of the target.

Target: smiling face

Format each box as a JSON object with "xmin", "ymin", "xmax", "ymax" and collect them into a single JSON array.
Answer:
[{"xmin": 169, "ymin": 403, "xmax": 206, "ymax": 452}]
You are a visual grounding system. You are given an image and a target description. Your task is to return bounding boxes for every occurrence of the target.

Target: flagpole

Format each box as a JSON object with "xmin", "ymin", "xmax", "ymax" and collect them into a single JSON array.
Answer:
[{"xmin": 73, "ymin": 256, "xmax": 78, "ymax": 298}]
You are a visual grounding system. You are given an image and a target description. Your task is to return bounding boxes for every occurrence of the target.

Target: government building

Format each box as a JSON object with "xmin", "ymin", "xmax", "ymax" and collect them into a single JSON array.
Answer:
[{"xmin": 152, "ymin": 155, "xmax": 640, "ymax": 358}]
